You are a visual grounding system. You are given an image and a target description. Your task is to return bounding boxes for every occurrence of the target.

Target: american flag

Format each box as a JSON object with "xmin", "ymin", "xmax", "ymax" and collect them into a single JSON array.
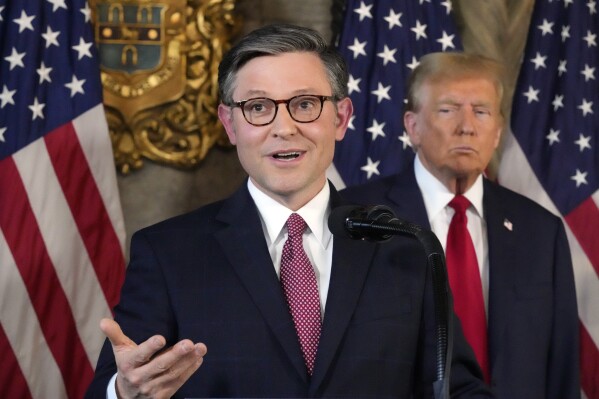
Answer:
[
  {"xmin": 0, "ymin": 1, "xmax": 126, "ymax": 398},
  {"xmin": 498, "ymin": 0, "xmax": 598, "ymax": 397},
  {"xmin": 328, "ymin": 0, "xmax": 461, "ymax": 188}
]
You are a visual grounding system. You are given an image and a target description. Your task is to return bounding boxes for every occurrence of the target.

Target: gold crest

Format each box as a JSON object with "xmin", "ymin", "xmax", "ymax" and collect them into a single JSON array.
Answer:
[{"xmin": 91, "ymin": 0, "xmax": 240, "ymax": 173}]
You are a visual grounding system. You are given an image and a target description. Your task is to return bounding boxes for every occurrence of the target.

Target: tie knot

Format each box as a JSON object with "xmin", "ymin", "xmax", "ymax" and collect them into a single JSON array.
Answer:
[
  {"xmin": 287, "ymin": 213, "xmax": 307, "ymax": 238},
  {"xmin": 448, "ymin": 195, "xmax": 471, "ymax": 214}
]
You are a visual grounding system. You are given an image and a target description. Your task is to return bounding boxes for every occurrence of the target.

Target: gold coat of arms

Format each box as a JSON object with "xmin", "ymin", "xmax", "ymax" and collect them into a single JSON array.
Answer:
[{"xmin": 91, "ymin": 0, "xmax": 239, "ymax": 173}]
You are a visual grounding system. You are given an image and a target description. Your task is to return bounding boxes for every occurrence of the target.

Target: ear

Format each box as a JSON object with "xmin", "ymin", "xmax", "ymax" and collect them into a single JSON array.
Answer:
[
  {"xmin": 334, "ymin": 97, "xmax": 354, "ymax": 141},
  {"xmin": 404, "ymin": 111, "xmax": 420, "ymax": 147},
  {"xmin": 218, "ymin": 104, "xmax": 237, "ymax": 145},
  {"xmin": 493, "ymin": 126, "xmax": 502, "ymax": 149}
]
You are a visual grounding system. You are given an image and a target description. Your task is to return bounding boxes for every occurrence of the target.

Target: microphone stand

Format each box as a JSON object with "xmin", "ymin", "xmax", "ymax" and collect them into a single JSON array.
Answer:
[{"xmin": 346, "ymin": 218, "xmax": 453, "ymax": 399}]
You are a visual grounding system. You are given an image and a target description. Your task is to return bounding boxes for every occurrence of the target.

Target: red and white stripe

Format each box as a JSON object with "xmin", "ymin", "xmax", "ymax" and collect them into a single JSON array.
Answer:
[
  {"xmin": 499, "ymin": 130, "xmax": 599, "ymax": 399},
  {"xmin": 0, "ymin": 104, "xmax": 125, "ymax": 398}
]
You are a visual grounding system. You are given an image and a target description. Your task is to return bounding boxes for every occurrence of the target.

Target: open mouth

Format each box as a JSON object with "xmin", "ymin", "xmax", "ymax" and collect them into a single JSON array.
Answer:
[{"xmin": 273, "ymin": 151, "xmax": 301, "ymax": 160}]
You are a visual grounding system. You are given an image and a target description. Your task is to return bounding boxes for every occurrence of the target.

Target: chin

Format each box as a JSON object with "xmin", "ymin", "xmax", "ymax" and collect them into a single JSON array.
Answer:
[
  {"xmin": 268, "ymin": 180, "xmax": 303, "ymax": 196},
  {"xmin": 449, "ymin": 159, "xmax": 480, "ymax": 172}
]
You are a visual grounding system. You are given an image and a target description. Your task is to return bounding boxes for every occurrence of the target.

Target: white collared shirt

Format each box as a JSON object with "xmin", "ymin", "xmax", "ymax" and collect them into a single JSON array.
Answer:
[
  {"xmin": 414, "ymin": 156, "xmax": 490, "ymax": 312},
  {"xmin": 247, "ymin": 179, "xmax": 333, "ymax": 318}
]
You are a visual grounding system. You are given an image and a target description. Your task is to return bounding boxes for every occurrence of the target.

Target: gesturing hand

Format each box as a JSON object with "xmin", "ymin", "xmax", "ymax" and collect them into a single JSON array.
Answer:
[{"xmin": 100, "ymin": 318, "xmax": 207, "ymax": 399}]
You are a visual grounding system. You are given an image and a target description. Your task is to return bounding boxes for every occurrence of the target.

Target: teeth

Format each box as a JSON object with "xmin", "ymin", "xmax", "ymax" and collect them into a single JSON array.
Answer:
[{"xmin": 273, "ymin": 152, "xmax": 300, "ymax": 160}]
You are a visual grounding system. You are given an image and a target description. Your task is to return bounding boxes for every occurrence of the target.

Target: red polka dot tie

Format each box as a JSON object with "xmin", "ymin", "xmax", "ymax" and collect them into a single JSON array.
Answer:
[
  {"xmin": 280, "ymin": 213, "xmax": 322, "ymax": 376},
  {"xmin": 446, "ymin": 195, "xmax": 490, "ymax": 383}
]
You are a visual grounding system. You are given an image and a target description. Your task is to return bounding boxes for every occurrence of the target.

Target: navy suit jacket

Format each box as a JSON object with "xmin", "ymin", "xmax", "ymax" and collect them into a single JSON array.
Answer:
[
  {"xmin": 86, "ymin": 182, "xmax": 493, "ymax": 398},
  {"xmin": 341, "ymin": 165, "xmax": 580, "ymax": 399}
]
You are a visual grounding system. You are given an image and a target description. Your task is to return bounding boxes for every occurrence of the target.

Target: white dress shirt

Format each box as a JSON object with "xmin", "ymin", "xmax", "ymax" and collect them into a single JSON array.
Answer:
[
  {"xmin": 414, "ymin": 156, "xmax": 490, "ymax": 312},
  {"xmin": 248, "ymin": 178, "xmax": 333, "ymax": 318}
]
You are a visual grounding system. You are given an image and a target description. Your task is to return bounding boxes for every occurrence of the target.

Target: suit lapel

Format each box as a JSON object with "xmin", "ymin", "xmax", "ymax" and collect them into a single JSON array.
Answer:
[
  {"xmin": 309, "ymin": 184, "xmax": 378, "ymax": 393},
  {"xmin": 386, "ymin": 166, "xmax": 431, "ymax": 228},
  {"xmin": 483, "ymin": 180, "xmax": 518, "ymax": 369},
  {"xmin": 310, "ymin": 235, "xmax": 377, "ymax": 393},
  {"xmin": 214, "ymin": 185, "xmax": 308, "ymax": 382}
]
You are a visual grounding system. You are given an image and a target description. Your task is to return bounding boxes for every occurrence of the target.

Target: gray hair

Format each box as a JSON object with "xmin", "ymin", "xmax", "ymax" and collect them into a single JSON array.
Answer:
[
  {"xmin": 218, "ymin": 24, "xmax": 349, "ymax": 105},
  {"xmin": 405, "ymin": 52, "xmax": 505, "ymax": 117}
]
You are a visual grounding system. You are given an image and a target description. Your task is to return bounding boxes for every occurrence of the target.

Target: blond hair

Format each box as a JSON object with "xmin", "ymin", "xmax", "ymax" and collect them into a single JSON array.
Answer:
[{"xmin": 405, "ymin": 52, "xmax": 505, "ymax": 116}]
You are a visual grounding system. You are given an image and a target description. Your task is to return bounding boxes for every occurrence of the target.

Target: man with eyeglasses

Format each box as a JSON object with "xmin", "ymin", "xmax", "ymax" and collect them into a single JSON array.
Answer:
[{"xmin": 86, "ymin": 24, "xmax": 493, "ymax": 399}]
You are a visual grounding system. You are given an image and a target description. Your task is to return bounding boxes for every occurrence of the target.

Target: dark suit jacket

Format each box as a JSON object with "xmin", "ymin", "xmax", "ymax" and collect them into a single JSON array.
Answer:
[
  {"xmin": 86, "ymin": 182, "xmax": 493, "ymax": 398},
  {"xmin": 341, "ymin": 165, "xmax": 580, "ymax": 399}
]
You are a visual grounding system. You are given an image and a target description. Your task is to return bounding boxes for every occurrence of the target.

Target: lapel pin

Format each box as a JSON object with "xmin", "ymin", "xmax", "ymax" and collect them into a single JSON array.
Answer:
[{"xmin": 503, "ymin": 218, "xmax": 513, "ymax": 231}]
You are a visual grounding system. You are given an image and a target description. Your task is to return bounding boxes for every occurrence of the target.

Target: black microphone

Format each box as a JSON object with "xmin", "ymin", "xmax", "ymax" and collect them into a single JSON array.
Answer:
[
  {"xmin": 328, "ymin": 204, "xmax": 422, "ymax": 242},
  {"xmin": 329, "ymin": 204, "xmax": 452, "ymax": 399}
]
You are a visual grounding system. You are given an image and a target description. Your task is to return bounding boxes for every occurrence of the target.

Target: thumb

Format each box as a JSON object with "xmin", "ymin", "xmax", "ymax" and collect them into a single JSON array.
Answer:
[{"xmin": 100, "ymin": 318, "xmax": 136, "ymax": 350}]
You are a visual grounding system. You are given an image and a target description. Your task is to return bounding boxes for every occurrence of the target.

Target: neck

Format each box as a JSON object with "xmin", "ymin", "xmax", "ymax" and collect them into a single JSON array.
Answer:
[
  {"xmin": 446, "ymin": 176, "xmax": 475, "ymax": 195},
  {"xmin": 250, "ymin": 178, "xmax": 327, "ymax": 212}
]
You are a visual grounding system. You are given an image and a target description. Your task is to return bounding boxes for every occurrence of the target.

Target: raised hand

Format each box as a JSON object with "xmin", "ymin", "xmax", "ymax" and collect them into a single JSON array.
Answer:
[{"xmin": 100, "ymin": 318, "xmax": 207, "ymax": 399}]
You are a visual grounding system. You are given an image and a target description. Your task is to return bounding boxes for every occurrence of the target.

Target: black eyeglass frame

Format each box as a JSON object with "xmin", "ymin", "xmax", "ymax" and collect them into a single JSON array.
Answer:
[{"xmin": 227, "ymin": 94, "xmax": 335, "ymax": 126}]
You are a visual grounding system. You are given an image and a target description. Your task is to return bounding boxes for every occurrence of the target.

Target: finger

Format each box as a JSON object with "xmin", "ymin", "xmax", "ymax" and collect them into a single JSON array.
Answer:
[
  {"xmin": 100, "ymin": 318, "xmax": 136, "ymax": 349},
  {"xmin": 172, "ymin": 343, "xmax": 206, "ymax": 381},
  {"xmin": 101, "ymin": 318, "xmax": 167, "ymax": 367},
  {"xmin": 139, "ymin": 342, "xmax": 207, "ymax": 397},
  {"xmin": 131, "ymin": 334, "xmax": 167, "ymax": 366},
  {"xmin": 112, "ymin": 336, "xmax": 170, "ymax": 399},
  {"xmin": 137, "ymin": 340, "xmax": 204, "ymax": 379}
]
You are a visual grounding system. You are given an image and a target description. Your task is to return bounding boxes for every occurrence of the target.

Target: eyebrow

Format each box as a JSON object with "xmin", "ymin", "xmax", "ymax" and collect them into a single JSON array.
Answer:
[
  {"xmin": 239, "ymin": 88, "xmax": 320, "ymax": 99},
  {"xmin": 436, "ymin": 98, "xmax": 494, "ymax": 108},
  {"xmin": 243, "ymin": 90, "xmax": 267, "ymax": 97}
]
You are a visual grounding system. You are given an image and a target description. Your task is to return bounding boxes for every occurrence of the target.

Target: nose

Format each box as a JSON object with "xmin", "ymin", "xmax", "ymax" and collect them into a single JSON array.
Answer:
[
  {"xmin": 271, "ymin": 103, "xmax": 297, "ymax": 137},
  {"xmin": 458, "ymin": 110, "xmax": 476, "ymax": 136}
]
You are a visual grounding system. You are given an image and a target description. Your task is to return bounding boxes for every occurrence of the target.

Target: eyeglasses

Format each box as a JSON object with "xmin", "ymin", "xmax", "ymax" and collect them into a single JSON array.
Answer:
[{"xmin": 227, "ymin": 95, "xmax": 334, "ymax": 126}]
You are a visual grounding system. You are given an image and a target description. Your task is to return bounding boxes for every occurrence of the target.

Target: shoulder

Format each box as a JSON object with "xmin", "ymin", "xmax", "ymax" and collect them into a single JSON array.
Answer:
[
  {"xmin": 340, "ymin": 173, "xmax": 407, "ymax": 200},
  {"xmin": 134, "ymin": 182, "xmax": 252, "ymax": 239},
  {"xmin": 484, "ymin": 180, "xmax": 564, "ymax": 231},
  {"xmin": 136, "ymin": 200, "xmax": 226, "ymax": 237}
]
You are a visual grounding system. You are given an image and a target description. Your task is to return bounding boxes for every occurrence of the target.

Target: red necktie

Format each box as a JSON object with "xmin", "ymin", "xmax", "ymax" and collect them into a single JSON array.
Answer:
[
  {"xmin": 445, "ymin": 195, "xmax": 490, "ymax": 383},
  {"xmin": 280, "ymin": 213, "xmax": 322, "ymax": 375}
]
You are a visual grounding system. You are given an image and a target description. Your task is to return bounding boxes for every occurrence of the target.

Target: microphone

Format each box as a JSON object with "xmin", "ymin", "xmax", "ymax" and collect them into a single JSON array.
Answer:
[
  {"xmin": 329, "ymin": 204, "xmax": 452, "ymax": 399},
  {"xmin": 328, "ymin": 204, "xmax": 421, "ymax": 242}
]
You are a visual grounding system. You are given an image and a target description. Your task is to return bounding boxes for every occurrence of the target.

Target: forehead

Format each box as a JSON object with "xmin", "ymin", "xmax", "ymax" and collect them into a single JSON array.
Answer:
[
  {"xmin": 233, "ymin": 52, "xmax": 331, "ymax": 99},
  {"xmin": 423, "ymin": 76, "xmax": 500, "ymax": 103}
]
